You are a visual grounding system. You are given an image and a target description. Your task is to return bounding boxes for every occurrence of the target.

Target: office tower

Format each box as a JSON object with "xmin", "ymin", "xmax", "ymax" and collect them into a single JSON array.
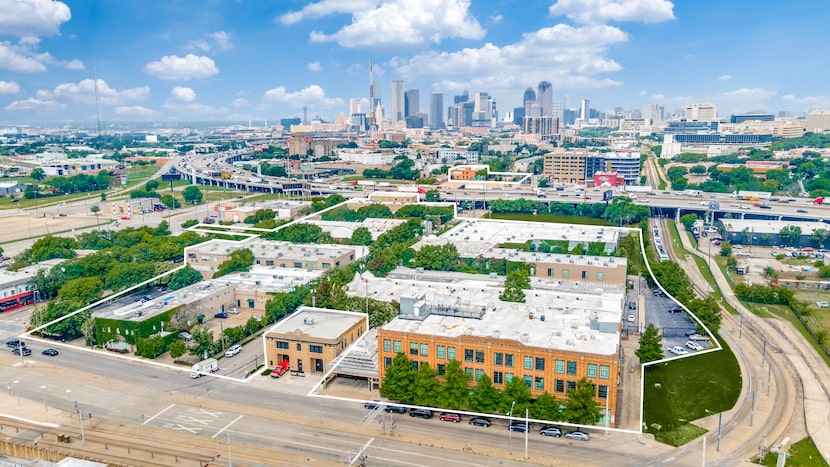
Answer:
[
  {"xmin": 454, "ymin": 90, "xmax": 469, "ymax": 104},
  {"xmin": 563, "ymin": 94, "xmax": 570, "ymax": 110},
  {"xmin": 523, "ymin": 87, "xmax": 536, "ymax": 106},
  {"xmin": 513, "ymin": 107, "xmax": 525, "ymax": 125},
  {"xmin": 685, "ymin": 103, "xmax": 717, "ymax": 121},
  {"xmin": 430, "ymin": 92, "xmax": 445, "ymax": 129},
  {"xmin": 552, "ymin": 101, "xmax": 564, "ymax": 122},
  {"xmin": 473, "ymin": 92, "xmax": 493, "ymax": 127},
  {"xmin": 580, "ymin": 99, "xmax": 590, "ymax": 121},
  {"xmin": 642, "ymin": 104, "xmax": 664, "ymax": 124},
  {"xmin": 405, "ymin": 89, "xmax": 420, "ymax": 117},
  {"xmin": 391, "ymin": 80, "xmax": 405, "ymax": 123},
  {"xmin": 349, "ymin": 99, "xmax": 361, "ymax": 117},
  {"xmin": 538, "ymin": 81, "xmax": 553, "ymax": 116},
  {"xmin": 451, "ymin": 101, "xmax": 475, "ymax": 127}
]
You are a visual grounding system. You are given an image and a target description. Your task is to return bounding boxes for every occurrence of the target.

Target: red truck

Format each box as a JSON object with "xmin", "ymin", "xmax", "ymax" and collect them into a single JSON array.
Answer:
[{"xmin": 270, "ymin": 360, "xmax": 290, "ymax": 378}]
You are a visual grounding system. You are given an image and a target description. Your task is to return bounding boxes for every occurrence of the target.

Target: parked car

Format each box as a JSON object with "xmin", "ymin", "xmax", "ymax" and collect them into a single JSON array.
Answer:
[
  {"xmin": 564, "ymin": 430, "xmax": 590, "ymax": 441},
  {"xmin": 12, "ymin": 347, "xmax": 31, "ymax": 356},
  {"xmin": 384, "ymin": 405, "xmax": 407, "ymax": 414},
  {"xmin": 508, "ymin": 421, "xmax": 529, "ymax": 432},
  {"xmin": 539, "ymin": 426, "xmax": 562, "ymax": 437},
  {"xmin": 409, "ymin": 408, "xmax": 433, "ymax": 419},
  {"xmin": 797, "ymin": 209, "xmax": 809, "ymax": 213},
  {"xmin": 628, "ymin": 301, "xmax": 638, "ymax": 310},
  {"xmin": 688, "ymin": 333, "xmax": 710, "ymax": 342},
  {"xmin": 668, "ymin": 306, "xmax": 684, "ymax": 313},
  {"xmin": 224, "ymin": 344, "xmax": 242, "ymax": 357},
  {"xmin": 41, "ymin": 349, "xmax": 59, "ymax": 356},
  {"xmin": 179, "ymin": 331, "xmax": 193, "ymax": 341},
  {"xmin": 469, "ymin": 417, "xmax": 491, "ymax": 427},
  {"xmin": 439, "ymin": 412, "xmax": 460, "ymax": 422},
  {"xmin": 5, "ymin": 339, "xmax": 24, "ymax": 348},
  {"xmin": 227, "ymin": 307, "xmax": 239, "ymax": 314},
  {"xmin": 684, "ymin": 329, "xmax": 699, "ymax": 337},
  {"xmin": 686, "ymin": 341, "xmax": 704, "ymax": 351},
  {"xmin": 364, "ymin": 401, "xmax": 380, "ymax": 410},
  {"xmin": 668, "ymin": 346, "xmax": 688, "ymax": 355},
  {"xmin": 214, "ymin": 312, "xmax": 229, "ymax": 319},
  {"xmin": 627, "ymin": 314, "xmax": 636, "ymax": 323}
]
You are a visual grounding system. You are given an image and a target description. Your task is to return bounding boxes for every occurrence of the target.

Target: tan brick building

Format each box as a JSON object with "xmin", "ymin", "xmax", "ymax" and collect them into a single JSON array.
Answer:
[{"xmin": 262, "ymin": 307, "xmax": 368, "ymax": 374}]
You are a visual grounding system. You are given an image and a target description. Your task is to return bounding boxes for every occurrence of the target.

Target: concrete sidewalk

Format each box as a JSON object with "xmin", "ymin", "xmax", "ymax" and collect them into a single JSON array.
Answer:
[{"xmin": 675, "ymin": 220, "xmax": 830, "ymax": 462}]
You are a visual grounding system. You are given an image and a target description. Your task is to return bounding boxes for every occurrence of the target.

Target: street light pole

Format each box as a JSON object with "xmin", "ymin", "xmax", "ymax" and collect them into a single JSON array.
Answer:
[
  {"xmin": 508, "ymin": 400, "xmax": 516, "ymax": 454},
  {"xmin": 40, "ymin": 385, "xmax": 47, "ymax": 412},
  {"xmin": 66, "ymin": 389, "xmax": 72, "ymax": 413}
]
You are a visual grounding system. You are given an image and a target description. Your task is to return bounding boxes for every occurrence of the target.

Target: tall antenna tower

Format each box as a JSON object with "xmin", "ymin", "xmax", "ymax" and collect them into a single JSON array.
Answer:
[
  {"xmin": 93, "ymin": 65, "xmax": 103, "ymax": 137},
  {"xmin": 368, "ymin": 58, "xmax": 375, "ymax": 129},
  {"xmin": 303, "ymin": 106, "xmax": 308, "ymax": 125}
]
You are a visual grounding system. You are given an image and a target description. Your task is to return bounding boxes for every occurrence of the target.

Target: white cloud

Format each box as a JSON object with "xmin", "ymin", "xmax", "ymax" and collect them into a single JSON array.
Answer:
[
  {"xmin": 144, "ymin": 54, "xmax": 219, "ymax": 80},
  {"xmin": 231, "ymin": 98, "xmax": 249, "ymax": 107},
  {"xmin": 263, "ymin": 84, "xmax": 343, "ymax": 109},
  {"xmin": 4, "ymin": 97, "xmax": 66, "ymax": 112},
  {"xmin": 391, "ymin": 23, "xmax": 627, "ymax": 95},
  {"xmin": 491, "ymin": 14, "xmax": 503, "ymax": 23},
  {"xmin": 639, "ymin": 90, "xmax": 648, "ymax": 96},
  {"xmin": 62, "ymin": 58, "xmax": 84, "ymax": 70},
  {"xmin": 306, "ymin": 61, "xmax": 322, "ymax": 72},
  {"xmin": 115, "ymin": 105, "xmax": 154, "ymax": 116},
  {"xmin": 187, "ymin": 31, "xmax": 233, "ymax": 52},
  {"xmin": 308, "ymin": 0, "xmax": 485, "ymax": 48},
  {"xmin": 161, "ymin": 101, "xmax": 228, "ymax": 117},
  {"xmin": 47, "ymin": 79, "xmax": 149, "ymax": 105},
  {"xmin": 0, "ymin": 41, "xmax": 49, "ymax": 72},
  {"xmin": 277, "ymin": 0, "xmax": 377, "ymax": 25},
  {"xmin": 0, "ymin": 0, "xmax": 72, "ymax": 38},
  {"xmin": 170, "ymin": 86, "xmax": 196, "ymax": 102},
  {"xmin": 0, "ymin": 81, "xmax": 20, "ymax": 94},
  {"xmin": 780, "ymin": 94, "xmax": 830, "ymax": 110},
  {"xmin": 718, "ymin": 74, "xmax": 732, "ymax": 81},
  {"xmin": 718, "ymin": 87, "xmax": 777, "ymax": 101},
  {"xmin": 549, "ymin": 0, "xmax": 675, "ymax": 24}
]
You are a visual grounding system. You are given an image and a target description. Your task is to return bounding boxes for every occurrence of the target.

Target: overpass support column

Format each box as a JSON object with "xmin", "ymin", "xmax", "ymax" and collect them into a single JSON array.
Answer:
[{"xmin": 778, "ymin": 216, "xmax": 782, "ymax": 221}]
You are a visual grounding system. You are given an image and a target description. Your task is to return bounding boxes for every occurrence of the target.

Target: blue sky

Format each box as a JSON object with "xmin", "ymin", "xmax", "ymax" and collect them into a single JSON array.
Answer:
[{"xmin": 0, "ymin": 0, "xmax": 827, "ymax": 124}]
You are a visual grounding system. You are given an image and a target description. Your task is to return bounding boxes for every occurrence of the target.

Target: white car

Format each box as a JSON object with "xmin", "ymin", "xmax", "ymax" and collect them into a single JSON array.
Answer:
[
  {"xmin": 228, "ymin": 307, "xmax": 239, "ymax": 314},
  {"xmin": 735, "ymin": 251, "xmax": 751, "ymax": 257},
  {"xmin": 627, "ymin": 314, "xmax": 636, "ymax": 323},
  {"xmin": 686, "ymin": 341, "xmax": 704, "ymax": 351},
  {"xmin": 224, "ymin": 344, "xmax": 242, "ymax": 357},
  {"xmin": 668, "ymin": 346, "xmax": 689, "ymax": 355},
  {"xmin": 739, "ymin": 205, "xmax": 751, "ymax": 210}
]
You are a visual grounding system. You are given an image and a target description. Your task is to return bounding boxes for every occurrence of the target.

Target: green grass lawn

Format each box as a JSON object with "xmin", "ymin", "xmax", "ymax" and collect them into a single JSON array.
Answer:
[
  {"xmin": 759, "ymin": 303, "xmax": 830, "ymax": 367},
  {"xmin": 643, "ymin": 333, "xmax": 741, "ymax": 446},
  {"xmin": 754, "ymin": 437, "xmax": 828, "ymax": 466},
  {"xmin": 484, "ymin": 212, "xmax": 612, "ymax": 226}
]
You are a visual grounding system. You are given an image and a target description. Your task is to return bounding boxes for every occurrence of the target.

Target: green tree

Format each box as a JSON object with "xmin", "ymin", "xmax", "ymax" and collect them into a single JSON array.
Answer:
[
  {"xmin": 136, "ymin": 335, "xmax": 167, "ymax": 359},
  {"xmin": 779, "ymin": 225, "xmax": 802, "ymax": 246},
  {"xmin": 224, "ymin": 326, "xmax": 245, "ymax": 344},
  {"xmin": 29, "ymin": 236, "xmax": 78, "ymax": 263},
  {"xmin": 350, "ymin": 227, "xmax": 373, "ymax": 246},
  {"xmin": 214, "ymin": 248, "xmax": 254, "ymax": 278},
  {"xmin": 529, "ymin": 391, "xmax": 561, "ymax": 421},
  {"xmin": 689, "ymin": 165, "xmax": 707, "ymax": 175},
  {"xmin": 412, "ymin": 363, "xmax": 439, "ymax": 407},
  {"xmin": 688, "ymin": 295, "xmax": 722, "ymax": 333},
  {"xmin": 811, "ymin": 228, "xmax": 830, "ymax": 249},
  {"xmin": 182, "ymin": 186, "xmax": 203, "ymax": 205},
  {"xmin": 500, "ymin": 376, "xmax": 531, "ymax": 415},
  {"xmin": 154, "ymin": 220, "xmax": 171, "ymax": 236},
  {"xmin": 440, "ymin": 360, "xmax": 470, "ymax": 410},
  {"xmin": 635, "ymin": 323, "xmax": 663, "ymax": 363},
  {"xmin": 414, "ymin": 244, "xmax": 459, "ymax": 271},
  {"xmin": 425, "ymin": 190, "xmax": 441, "ymax": 202},
  {"xmin": 57, "ymin": 277, "xmax": 103, "ymax": 304},
  {"xmin": 469, "ymin": 373, "xmax": 501, "ymax": 414},
  {"xmin": 168, "ymin": 265, "xmax": 203, "ymax": 290},
  {"xmin": 680, "ymin": 213, "xmax": 698, "ymax": 231},
  {"xmin": 380, "ymin": 352, "xmax": 416, "ymax": 402},
  {"xmin": 30, "ymin": 167, "xmax": 46, "ymax": 182},
  {"xmin": 500, "ymin": 268, "xmax": 529, "ymax": 303},
  {"xmin": 189, "ymin": 325, "xmax": 218, "ymax": 357},
  {"xmin": 169, "ymin": 339, "xmax": 186, "ymax": 359},
  {"xmin": 90, "ymin": 204, "xmax": 101, "ymax": 230},
  {"xmin": 562, "ymin": 378, "xmax": 601, "ymax": 425},
  {"xmin": 719, "ymin": 241, "xmax": 733, "ymax": 257},
  {"xmin": 145, "ymin": 179, "xmax": 160, "ymax": 191},
  {"xmin": 160, "ymin": 194, "xmax": 181, "ymax": 209}
]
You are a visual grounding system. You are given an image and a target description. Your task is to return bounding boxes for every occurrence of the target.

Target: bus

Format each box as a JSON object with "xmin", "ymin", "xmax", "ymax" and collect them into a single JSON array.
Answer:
[{"xmin": 0, "ymin": 290, "xmax": 35, "ymax": 312}]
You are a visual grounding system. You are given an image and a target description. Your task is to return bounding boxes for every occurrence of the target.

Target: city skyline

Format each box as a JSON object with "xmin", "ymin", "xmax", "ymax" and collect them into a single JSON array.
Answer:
[{"xmin": 0, "ymin": 0, "xmax": 828, "ymax": 123}]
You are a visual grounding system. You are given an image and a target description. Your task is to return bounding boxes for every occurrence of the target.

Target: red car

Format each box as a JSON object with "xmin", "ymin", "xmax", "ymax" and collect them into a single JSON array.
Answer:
[
  {"xmin": 270, "ymin": 360, "xmax": 290, "ymax": 378},
  {"xmin": 120, "ymin": 216, "xmax": 130, "ymax": 220},
  {"xmin": 439, "ymin": 412, "xmax": 460, "ymax": 422}
]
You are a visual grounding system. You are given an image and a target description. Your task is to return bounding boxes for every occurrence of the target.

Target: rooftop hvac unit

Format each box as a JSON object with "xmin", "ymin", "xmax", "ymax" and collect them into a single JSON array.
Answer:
[{"xmin": 303, "ymin": 317, "xmax": 315, "ymax": 325}]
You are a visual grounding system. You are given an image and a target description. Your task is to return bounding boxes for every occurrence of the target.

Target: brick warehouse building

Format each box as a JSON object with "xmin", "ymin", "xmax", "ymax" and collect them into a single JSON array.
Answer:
[{"xmin": 355, "ymin": 268, "xmax": 623, "ymax": 426}]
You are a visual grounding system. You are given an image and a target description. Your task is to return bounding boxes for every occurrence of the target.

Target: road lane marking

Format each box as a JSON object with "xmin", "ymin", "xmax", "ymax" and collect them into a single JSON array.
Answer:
[
  {"xmin": 212, "ymin": 414, "xmax": 243, "ymax": 438},
  {"xmin": 143, "ymin": 403, "xmax": 175, "ymax": 425}
]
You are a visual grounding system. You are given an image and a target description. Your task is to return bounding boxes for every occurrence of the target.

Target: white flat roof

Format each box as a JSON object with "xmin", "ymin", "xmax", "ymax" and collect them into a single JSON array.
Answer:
[
  {"xmin": 351, "ymin": 268, "xmax": 623, "ymax": 356},
  {"xmin": 720, "ymin": 219, "xmax": 830, "ymax": 235},
  {"xmin": 99, "ymin": 281, "xmax": 236, "ymax": 322},
  {"xmin": 308, "ymin": 218, "xmax": 408, "ymax": 241},
  {"xmin": 265, "ymin": 306, "xmax": 366, "ymax": 340}
]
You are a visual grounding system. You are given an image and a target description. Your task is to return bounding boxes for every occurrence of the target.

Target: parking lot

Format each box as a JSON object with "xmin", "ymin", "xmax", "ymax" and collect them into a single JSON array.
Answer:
[{"xmin": 642, "ymin": 287, "xmax": 711, "ymax": 357}]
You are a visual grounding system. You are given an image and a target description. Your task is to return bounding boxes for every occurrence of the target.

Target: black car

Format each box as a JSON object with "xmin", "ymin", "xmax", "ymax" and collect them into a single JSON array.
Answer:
[
  {"xmin": 12, "ymin": 347, "xmax": 31, "ymax": 356},
  {"xmin": 409, "ymin": 409, "xmax": 433, "ymax": 419},
  {"xmin": 214, "ymin": 312, "xmax": 229, "ymax": 319},
  {"xmin": 364, "ymin": 401, "xmax": 380, "ymax": 410},
  {"xmin": 469, "ymin": 417, "xmax": 491, "ymax": 427},
  {"xmin": 5, "ymin": 339, "xmax": 24, "ymax": 348},
  {"xmin": 684, "ymin": 329, "xmax": 699, "ymax": 337},
  {"xmin": 668, "ymin": 306, "xmax": 684, "ymax": 313},
  {"xmin": 508, "ymin": 421, "xmax": 528, "ymax": 432},
  {"xmin": 384, "ymin": 405, "xmax": 407, "ymax": 414},
  {"xmin": 41, "ymin": 349, "xmax": 59, "ymax": 356},
  {"xmin": 539, "ymin": 426, "xmax": 562, "ymax": 437}
]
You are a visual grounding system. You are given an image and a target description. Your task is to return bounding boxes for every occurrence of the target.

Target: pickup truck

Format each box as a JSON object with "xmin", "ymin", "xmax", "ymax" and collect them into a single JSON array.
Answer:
[{"xmin": 271, "ymin": 360, "xmax": 291, "ymax": 378}]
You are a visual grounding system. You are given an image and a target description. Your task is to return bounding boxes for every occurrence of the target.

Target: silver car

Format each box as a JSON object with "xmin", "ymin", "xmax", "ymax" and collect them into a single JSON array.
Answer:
[{"xmin": 564, "ymin": 430, "xmax": 590, "ymax": 441}]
